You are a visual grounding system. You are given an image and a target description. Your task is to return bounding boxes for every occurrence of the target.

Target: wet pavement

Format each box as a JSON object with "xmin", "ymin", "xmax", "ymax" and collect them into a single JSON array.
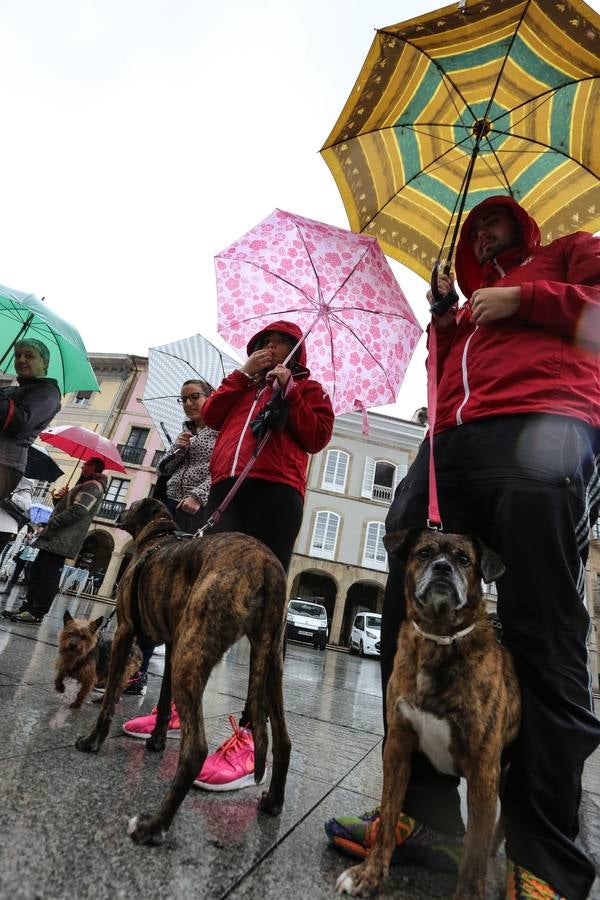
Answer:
[{"xmin": 0, "ymin": 589, "xmax": 598, "ymax": 900}]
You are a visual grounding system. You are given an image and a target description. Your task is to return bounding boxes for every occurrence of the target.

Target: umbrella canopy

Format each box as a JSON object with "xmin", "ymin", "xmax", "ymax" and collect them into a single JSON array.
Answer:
[
  {"xmin": 215, "ymin": 209, "xmax": 422, "ymax": 417},
  {"xmin": 29, "ymin": 504, "xmax": 53, "ymax": 524},
  {"xmin": 40, "ymin": 426, "xmax": 126, "ymax": 473},
  {"xmin": 321, "ymin": 0, "xmax": 600, "ymax": 281},
  {"xmin": 24, "ymin": 445, "xmax": 64, "ymax": 483},
  {"xmin": 143, "ymin": 334, "xmax": 241, "ymax": 447},
  {"xmin": 0, "ymin": 283, "xmax": 99, "ymax": 394}
]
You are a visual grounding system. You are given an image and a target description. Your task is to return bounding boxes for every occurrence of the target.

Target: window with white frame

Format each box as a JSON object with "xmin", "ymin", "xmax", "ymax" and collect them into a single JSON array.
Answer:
[
  {"xmin": 105, "ymin": 478, "xmax": 129, "ymax": 503},
  {"xmin": 362, "ymin": 521, "xmax": 387, "ymax": 570},
  {"xmin": 310, "ymin": 511, "xmax": 340, "ymax": 560},
  {"xmin": 362, "ymin": 458, "xmax": 406, "ymax": 502},
  {"xmin": 322, "ymin": 449, "xmax": 349, "ymax": 493}
]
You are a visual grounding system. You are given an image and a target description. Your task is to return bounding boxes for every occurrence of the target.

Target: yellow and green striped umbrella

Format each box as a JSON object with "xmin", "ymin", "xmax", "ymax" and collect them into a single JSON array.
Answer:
[{"xmin": 321, "ymin": 0, "xmax": 600, "ymax": 281}]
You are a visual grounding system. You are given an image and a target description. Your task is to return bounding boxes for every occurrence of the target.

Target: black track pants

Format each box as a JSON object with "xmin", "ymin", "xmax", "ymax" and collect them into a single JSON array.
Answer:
[
  {"xmin": 381, "ymin": 414, "xmax": 600, "ymax": 900},
  {"xmin": 25, "ymin": 550, "xmax": 65, "ymax": 618}
]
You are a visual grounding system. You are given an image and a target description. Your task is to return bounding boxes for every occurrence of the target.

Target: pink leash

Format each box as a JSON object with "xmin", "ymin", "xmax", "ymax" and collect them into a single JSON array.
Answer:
[{"xmin": 426, "ymin": 322, "xmax": 443, "ymax": 531}]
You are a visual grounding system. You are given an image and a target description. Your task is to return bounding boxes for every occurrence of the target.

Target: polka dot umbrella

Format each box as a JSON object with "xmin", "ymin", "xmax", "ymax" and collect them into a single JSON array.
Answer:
[{"xmin": 215, "ymin": 209, "xmax": 422, "ymax": 421}]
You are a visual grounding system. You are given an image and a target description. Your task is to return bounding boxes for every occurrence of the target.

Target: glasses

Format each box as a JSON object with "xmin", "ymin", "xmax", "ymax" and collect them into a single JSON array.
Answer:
[{"xmin": 177, "ymin": 392, "xmax": 206, "ymax": 404}]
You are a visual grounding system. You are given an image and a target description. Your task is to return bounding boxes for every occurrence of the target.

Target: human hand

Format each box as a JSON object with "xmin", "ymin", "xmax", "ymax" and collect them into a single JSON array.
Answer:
[
  {"xmin": 470, "ymin": 286, "xmax": 521, "ymax": 324},
  {"xmin": 174, "ymin": 430, "xmax": 192, "ymax": 449},
  {"xmin": 52, "ymin": 486, "xmax": 68, "ymax": 500},
  {"xmin": 266, "ymin": 364, "xmax": 291, "ymax": 389},
  {"xmin": 177, "ymin": 495, "xmax": 201, "ymax": 514},
  {"xmin": 241, "ymin": 348, "xmax": 274, "ymax": 377}
]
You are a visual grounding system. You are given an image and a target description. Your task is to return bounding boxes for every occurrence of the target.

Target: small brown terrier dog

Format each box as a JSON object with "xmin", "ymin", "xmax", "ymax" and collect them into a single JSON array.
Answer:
[
  {"xmin": 55, "ymin": 610, "xmax": 141, "ymax": 709},
  {"xmin": 337, "ymin": 529, "xmax": 521, "ymax": 900}
]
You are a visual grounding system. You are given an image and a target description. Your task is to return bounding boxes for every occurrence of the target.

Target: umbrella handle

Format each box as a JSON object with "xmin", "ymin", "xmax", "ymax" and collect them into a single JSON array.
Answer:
[{"xmin": 429, "ymin": 262, "xmax": 459, "ymax": 317}]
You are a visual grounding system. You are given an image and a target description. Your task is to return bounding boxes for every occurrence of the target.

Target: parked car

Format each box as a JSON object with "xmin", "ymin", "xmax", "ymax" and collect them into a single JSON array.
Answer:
[
  {"xmin": 349, "ymin": 611, "xmax": 381, "ymax": 657},
  {"xmin": 286, "ymin": 598, "xmax": 329, "ymax": 651}
]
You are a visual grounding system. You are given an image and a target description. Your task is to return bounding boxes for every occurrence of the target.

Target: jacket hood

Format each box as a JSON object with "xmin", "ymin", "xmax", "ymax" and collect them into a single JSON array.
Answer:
[
  {"xmin": 455, "ymin": 196, "xmax": 541, "ymax": 298},
  {"xmin": 77, "ymin": 471, "xmax": 108, "ymax": 490},
  {"xmin": 246, "ymin": 320, "xmax": 307, "ymax": 369}
]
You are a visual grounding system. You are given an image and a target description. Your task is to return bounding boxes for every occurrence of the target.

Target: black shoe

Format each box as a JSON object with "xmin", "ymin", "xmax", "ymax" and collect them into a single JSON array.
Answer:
[
  {"xmin": 1, "ymin": 606, "xmax": 24, "ymax": 619},
  {"xmin": 10, "ymin": 611, "xmax": 42, "ymax": 625},
  {"xmin": 123, "ymin": 672, "xmax": 147, "ymax": 696}
]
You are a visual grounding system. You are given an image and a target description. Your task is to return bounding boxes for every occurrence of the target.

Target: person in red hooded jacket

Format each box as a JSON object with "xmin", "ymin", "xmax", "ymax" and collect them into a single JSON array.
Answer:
[
  {"xmin": 326, "ymin": 197, "xmax": 600, "ymax": 900},
  {"xmin": 196, "ymin": 320, "xmax": 334, "ymax": 791}
]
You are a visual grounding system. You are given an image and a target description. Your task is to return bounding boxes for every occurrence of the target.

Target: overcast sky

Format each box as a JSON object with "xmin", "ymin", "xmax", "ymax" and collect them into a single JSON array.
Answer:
[{"xmin": 1, "ymin": 1, "xmax": 597, "ymax": 420}]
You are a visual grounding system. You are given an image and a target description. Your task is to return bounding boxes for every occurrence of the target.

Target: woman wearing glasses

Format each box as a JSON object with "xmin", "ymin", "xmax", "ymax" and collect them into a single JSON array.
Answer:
[
  {"xmin": 118, "ymin": 379, "xmax": 218, "ymax": 698},
  {"xmin": 157, "ymin": 379, "xmax": 218, "ymax": 534}
]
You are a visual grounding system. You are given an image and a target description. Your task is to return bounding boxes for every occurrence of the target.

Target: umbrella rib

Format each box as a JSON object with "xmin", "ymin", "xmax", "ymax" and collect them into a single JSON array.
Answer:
[
  {"xmin": 218, "ymin": 255, "xmax": 319, "ymax": 309},
  {"xmin": 326, "ymin": 310, "xmax": 397, "ymax": 396},
  {"xmin": 376, "ymin": 28, "xmax": 477, "ymax": 124},
  {"xmin": 491, "ymin": 129, "xmax": 600, "ymax": 178},
  {"xmin": 490, "ymin": 76, "xmax": 598, "ymax": 130},
  {"xmin": 480, "ymin": 0, "xmax": 533, "ymax": 122},
  {"xmin": 292, "ymin": 221, "xmax": 323, "ymax": 304},
  {"xmin": 153, "ymin": 347, "xmax": 207, "ymax": 379}
]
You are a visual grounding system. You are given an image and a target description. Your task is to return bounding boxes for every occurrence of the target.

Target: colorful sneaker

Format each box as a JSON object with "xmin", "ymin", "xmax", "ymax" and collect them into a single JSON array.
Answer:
[
  {"xmin": 193, "ymin": 715, "xmax": 267, "ymax": 792},
  {"xmin": 10, "ymin": 610, "xmax": 42, "ymax": 625},
  {"xmin": 122, "ymin": 704, "xmax": 180, "ymax": 740},
  {"xmin": 123, "ymin": 670, "xmax": 147, "ymax": 696},
  {"xmin": 506, "ymin": 861, "xmax": 566, "ymax": 899},
  {"xmin": 325, "ymin": 807, "xmax": 462, "ymax": 873}
]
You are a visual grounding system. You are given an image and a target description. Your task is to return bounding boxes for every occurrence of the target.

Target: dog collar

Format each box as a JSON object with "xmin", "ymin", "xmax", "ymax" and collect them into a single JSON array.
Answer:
[{"xmin": 412, "ymin": 621, "xmax": 475, "ymax": 645}]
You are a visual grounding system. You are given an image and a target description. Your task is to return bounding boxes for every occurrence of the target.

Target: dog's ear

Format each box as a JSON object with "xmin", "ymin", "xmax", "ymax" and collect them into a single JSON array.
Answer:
[
  {"xmin": 475, "ymin": 539, "xmax": 505, "ymax": 584},
  {"xmin": 63, "ymin": 610, "xmax": 73, "ymax": 625},
  {"xmin": 90, "ymin": 616, "xmax": 104, "ymax": 633},
  {"xmin": 383, "ymin": 529, "xmax": 417, "ymax": 559}
]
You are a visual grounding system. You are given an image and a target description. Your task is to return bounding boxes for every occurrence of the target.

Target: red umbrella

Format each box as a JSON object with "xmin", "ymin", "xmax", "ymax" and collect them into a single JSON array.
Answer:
[{"xmin": 40, "ymin": 425, "xmax": 126, "ymax": 474}]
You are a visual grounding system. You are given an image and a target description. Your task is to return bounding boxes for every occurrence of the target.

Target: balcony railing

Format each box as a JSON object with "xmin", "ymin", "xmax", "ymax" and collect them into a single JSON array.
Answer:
[
  {"xmin": 117, "ymin": 444, "xmax": 146, "ymax": 466},
  {"xmin": 96, "ymin": 499, "xmax": 126, "ymax": 521},
  {"xmin": 372, "ymin": 483, "xmax": 392, "ymax": 502}
]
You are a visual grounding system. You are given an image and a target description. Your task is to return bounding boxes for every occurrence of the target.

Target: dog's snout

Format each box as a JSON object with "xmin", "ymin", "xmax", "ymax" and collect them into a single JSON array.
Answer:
[{"xmin": 432, "ymin": 559, "xmax": 453, "ymax": 577}]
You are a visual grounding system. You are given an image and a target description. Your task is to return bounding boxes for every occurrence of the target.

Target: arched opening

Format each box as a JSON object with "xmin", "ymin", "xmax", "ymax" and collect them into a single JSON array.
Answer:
[
  {"xmin": 76, "ymin": 530, "xmax": 114, "ymax": 584},
  {"xmin": 340, "ymin": 580, "xmax": 385, "ymax": 647},
  {"xmin": 289, "ymin": 570, "xmax": 337, "ymax": 633}
]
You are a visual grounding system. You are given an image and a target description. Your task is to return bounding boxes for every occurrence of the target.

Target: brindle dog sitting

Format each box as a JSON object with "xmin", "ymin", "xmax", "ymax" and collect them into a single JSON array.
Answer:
[
  {"xmin": 337, "ymin": 529, "xmax": 521, "ymax": 900},
  {"xmin": 75, "ymin": 498, "xmax": 291, "ymax": 846}
]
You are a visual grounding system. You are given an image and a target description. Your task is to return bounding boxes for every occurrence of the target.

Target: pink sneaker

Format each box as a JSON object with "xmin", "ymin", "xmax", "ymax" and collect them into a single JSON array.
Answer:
[
  {"xmin": 193, "ymin": 715, "xmax": 267, "ymax": 792},
  {"xmin": 122, "ymin": 704, "xmax": 180, "ymax": 740}
]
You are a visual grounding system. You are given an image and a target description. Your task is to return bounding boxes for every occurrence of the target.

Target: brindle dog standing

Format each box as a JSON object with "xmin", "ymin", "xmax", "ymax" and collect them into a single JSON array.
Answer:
[
  {"xmin": 75, "ymin": 498, "xmax": 291, "ymax": 846},
  {"xmin": 337, "ymin": 529, "xmax": 521, "ymax": 900}
]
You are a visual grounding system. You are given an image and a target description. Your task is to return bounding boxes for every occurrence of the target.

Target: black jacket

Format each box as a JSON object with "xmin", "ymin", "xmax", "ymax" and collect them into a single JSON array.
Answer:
[{"xmin": 0, "ymin": 377, "xmax": 61, "ymax": 473}]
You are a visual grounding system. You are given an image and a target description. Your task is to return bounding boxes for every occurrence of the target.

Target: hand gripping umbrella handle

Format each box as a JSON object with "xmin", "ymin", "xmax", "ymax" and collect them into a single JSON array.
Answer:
[{"xmin": 430, "ymin": 261, "xmax": 459, "ymax": 318}]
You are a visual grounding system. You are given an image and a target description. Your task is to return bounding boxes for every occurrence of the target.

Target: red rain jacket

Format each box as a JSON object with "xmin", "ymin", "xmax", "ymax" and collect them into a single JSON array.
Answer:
[
  {"xmin": 202, "ymin": 321, "xmax": 334, "ymax": 498},
  {"xmin": 432, "ymin": 196, "xmax": 600, "ymax": 434}
]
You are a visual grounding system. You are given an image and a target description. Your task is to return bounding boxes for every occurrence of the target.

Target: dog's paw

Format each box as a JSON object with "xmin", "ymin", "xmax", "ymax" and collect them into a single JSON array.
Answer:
[
  {"xmin": 75, "ymin": 735, "xmax": 100, "ymax": 753},
  {"xmin": 258, "ymin": 790, "xmax": 283, "ymax": 816},
  {"xmin": 145, "ymin": 734, "xmax": 167, "ymax": 753},
  {"xmin": 336, "ymin": 869, "xmax": 357, "ymax": 895},
  {"xmin": 127, "ymin": 814, "xmax": 167, "ymax": 846},
  {"xmin": 336, "ymin": 864, "xmax": 381, "ymax": 897}
]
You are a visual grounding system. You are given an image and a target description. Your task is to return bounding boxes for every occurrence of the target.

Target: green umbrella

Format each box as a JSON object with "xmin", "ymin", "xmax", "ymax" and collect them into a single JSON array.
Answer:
[{"xmin": 0, "ymin": 283, "xmax": 99, "ymax": 395}]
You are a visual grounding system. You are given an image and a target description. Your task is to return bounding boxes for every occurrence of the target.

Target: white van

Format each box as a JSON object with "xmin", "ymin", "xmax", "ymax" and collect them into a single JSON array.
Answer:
[
  {"xmin": 349, "ymin": 612, "xmax": 381, "ymax": 657},
  {"xmin": 286, "ymin": 598, "xmax": 329, "ymax": 651}
]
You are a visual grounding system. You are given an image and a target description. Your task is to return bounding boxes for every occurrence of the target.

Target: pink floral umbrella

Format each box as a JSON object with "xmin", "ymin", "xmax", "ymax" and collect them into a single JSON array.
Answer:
[{"xmin": 215, "ymin": 209, "xmax": 422, "ymax": 420}]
